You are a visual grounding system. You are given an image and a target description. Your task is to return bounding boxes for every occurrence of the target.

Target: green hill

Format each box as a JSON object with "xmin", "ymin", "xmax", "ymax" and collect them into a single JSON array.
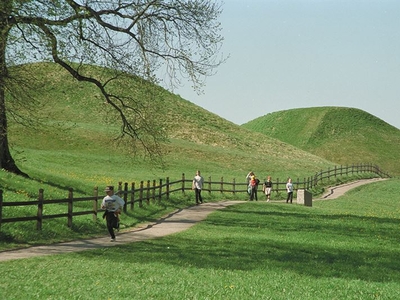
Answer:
[
  {"xmin": 5, "ymin": 63, "xmax": 333, "ymax": 199},
  {"xmin": 1, "ymin": 63, "xmax": 391, "ymax": 249},
  {"xmin": 241, "ymin": 107, "xmax": 400, "ymax": 176}
]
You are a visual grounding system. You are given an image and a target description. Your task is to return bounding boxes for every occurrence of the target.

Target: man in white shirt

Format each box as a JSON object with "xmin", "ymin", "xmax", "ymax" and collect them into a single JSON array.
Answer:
[
  {"xmin": 192, "ymin": 170, "xmax": 204, "ymax": 204},
  {"xmin": 101, "ymin": 186, "xmax": 125, "ymax": 241}
]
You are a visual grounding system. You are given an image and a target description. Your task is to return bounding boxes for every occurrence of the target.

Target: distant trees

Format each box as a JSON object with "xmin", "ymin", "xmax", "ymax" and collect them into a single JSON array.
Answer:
[{"xmin": 0, "ymin": 0, "xmax": 225, "ymax": 177}]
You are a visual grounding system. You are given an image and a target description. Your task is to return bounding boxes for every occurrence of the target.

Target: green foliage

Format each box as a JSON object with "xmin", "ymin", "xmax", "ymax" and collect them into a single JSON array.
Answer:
[
  {"xmin": 1, "ymin": 179, "xmax": 400, "ymax": 299},
  {"xmin": 242, "ymin": 107, "xmax": 400, "ymax": 176}
]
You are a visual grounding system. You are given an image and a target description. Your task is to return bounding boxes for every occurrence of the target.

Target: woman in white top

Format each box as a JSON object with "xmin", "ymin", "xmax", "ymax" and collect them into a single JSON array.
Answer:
[{"xmin": 286, "ymin": 178, "xmax": 293, "ymax": 203}]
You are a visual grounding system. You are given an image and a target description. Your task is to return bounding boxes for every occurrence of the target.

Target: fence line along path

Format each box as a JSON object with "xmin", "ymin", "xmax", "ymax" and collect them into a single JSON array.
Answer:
[
  {"xmin": 0, "ymin": 201, "xmax": 245, "ymax": 262},
  {"xmin": 0, "ymin": 163, "xmax": 390, "ymax": 231},
  {"xmin": 0, "ymin": 177, "xmax": 389, "ymax": 262}
]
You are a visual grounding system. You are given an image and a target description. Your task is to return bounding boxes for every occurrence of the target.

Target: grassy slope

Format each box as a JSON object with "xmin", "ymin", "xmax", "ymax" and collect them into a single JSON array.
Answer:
[
  {"xmin": 6, "ymin": 63, "xmax": 333, "ymax": 200},
  {"xmin": 1, "ymin": 179, "xmax": 400, "ymax": 299},
  {"xmin": 242, "ymin": 107, "xmax": 400, "ymax": 176}
]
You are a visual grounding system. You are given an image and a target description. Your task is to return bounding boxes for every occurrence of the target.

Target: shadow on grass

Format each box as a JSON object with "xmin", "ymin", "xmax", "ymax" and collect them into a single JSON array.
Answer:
[{"xmin": 77, "ymin": 203, "xmax": 400, "ymax": 283}]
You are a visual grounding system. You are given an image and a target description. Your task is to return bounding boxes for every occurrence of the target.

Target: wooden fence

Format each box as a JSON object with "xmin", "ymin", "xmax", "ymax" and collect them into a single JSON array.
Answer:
[{"xmin": 0, "ymin": 163, "xmax": 391, "ymax": 230}]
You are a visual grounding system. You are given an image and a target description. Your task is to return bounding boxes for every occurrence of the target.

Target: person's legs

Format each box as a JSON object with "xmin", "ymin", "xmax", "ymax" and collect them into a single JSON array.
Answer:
[
  {"xmin": 287, "ymin": 192, "xmax": 293, "ymax": 203},
  {"xmin": 106, "ymin": 212, "xmax": 116, "ymax": 240},
  {"xmin": 198, "ymin": 189, "xmax": 203, "ymax": 203},
  {"xmin": 252, "ymin": 187, "xmax": 257, "ymax": 200},
  {"xmin": 266, "ymin": 189, "xmax": 270, "ymax": 201}
]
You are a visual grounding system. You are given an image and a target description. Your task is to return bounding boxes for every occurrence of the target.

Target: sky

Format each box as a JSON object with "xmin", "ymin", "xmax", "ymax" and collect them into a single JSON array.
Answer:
[{"xmin": 175, "ymin": 0, "xmax": 400, "ymax": 129}]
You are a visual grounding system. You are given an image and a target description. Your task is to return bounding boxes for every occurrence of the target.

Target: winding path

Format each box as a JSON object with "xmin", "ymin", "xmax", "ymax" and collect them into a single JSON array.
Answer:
[
  {"xmin": 317, "ymin": 178, "xmax": 386, "ymax": 200},
  {"xmin": 0, "ymin": 178, "xmax": 386, "ymax": 262}
]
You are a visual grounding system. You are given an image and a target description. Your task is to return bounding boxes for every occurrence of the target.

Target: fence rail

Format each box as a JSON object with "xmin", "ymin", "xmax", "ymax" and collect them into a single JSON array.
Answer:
[{"xmin": 0, "ymin": 163, "xmax": 390, "ymax": 230}]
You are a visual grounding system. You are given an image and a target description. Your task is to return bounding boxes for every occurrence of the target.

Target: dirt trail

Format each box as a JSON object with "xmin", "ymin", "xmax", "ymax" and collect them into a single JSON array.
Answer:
[
  {"xmin": 0, "ymin": 178, "xmax": 385, "ymax": 262},
  {"xmin": 317, "ymin": 178, "xmax": 387, "ymax": 200}
]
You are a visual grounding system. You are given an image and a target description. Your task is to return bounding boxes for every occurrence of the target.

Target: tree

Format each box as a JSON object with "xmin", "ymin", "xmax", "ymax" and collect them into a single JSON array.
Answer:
[{"xmin": 0, "ymin": 0, "xmax": 225, "ymax": 177}]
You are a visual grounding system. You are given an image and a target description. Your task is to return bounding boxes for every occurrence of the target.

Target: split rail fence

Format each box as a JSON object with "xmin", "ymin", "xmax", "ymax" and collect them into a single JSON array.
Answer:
[{"xmin": 0, "ymin": 163, "xmax": 391, "ymax": 230}]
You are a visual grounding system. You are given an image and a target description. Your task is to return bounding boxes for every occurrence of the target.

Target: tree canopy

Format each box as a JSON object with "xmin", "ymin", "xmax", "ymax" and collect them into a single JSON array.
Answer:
[{"xmin": 0, "ymin": 0, "xmax": 225, "ymax": 176}]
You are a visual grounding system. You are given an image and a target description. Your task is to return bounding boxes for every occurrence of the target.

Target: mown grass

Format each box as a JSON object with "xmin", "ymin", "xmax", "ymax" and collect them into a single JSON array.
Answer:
[
  {"xmin": 1, "ymin": 179, "xmax": 399, "ymax": 299},
  {"xmin": 1, "ymin": 62, "xmax": 398, "ymax": 299}
]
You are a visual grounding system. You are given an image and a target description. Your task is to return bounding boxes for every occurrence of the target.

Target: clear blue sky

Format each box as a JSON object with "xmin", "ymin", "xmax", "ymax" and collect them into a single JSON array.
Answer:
[{"xmin": 175, "ymin": 0, "xmax": 400, "ymax": 129}]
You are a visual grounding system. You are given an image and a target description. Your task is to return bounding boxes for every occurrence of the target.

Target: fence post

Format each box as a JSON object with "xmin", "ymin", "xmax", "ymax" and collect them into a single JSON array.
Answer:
[
  {"xmin": 131, "ymin": 182, "xmax": 135, "ymax": 210},
  {"xmin": 37, "ymin": 189, "xmax": 44, "ymax": 230},
  {"xmin": 139, "ymin": 181, "xmax": 144, "ymax": 207},
  {"xmin": 0, "ymin": 190, "xmax": 3, "ymax": 230},
  {"xmin": 146, "ymin": 180, "xmax": 150, "ymax": 205},
  {"xmin": 68, "ymin": 188, "xmax": 73, "ymax": 228},
  {"xmin": 182, "ymin": 173, "xmax": 185, "ymax": 192},
  {"xmin": 93, "ymin": 186, "xmax": 98, "ymax": 222},
  {"xmin": 233, "ymin": 178, "xmax": 236, "ymax": 195},
  {"xmin": 166, "ymin": 177, "xmax": 170, "ymax": 200},
  {"xmin": 220, "ymin": 177, "xmax": 223, "ymax": 193},
  {"xmin": 276, "ymin": 178, "xmax": 279, "ymax": 195},
  {"xmin": 123, "ymin": 182, "xmax": 128, "ymax": 213},
  {"xmin": 152, "ymin": 180, "xmax": 156, "ymax": 202},
  {"xmin": 208, "ymin": 176, "xmax": 211, "ymax": 194},
  {"xmin": 158, "ymin": 179, "xmax": 162, "ymax": 202}
]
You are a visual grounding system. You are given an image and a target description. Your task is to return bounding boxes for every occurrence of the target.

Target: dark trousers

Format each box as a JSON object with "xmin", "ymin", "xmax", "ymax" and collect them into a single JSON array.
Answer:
[
  {"xmin": 106, "ymin": 212, "xmax": 118, "ymax": 239},
  {"xmin": 195, "ymin": 188, "xmax": 203, "ymax": 203},
  {"xmin": 286, "ymin": 192, "xmax": 293, "ymax": 203},
  {"xmin": 250, "ymin": 187, "xmax": 258, "ymax": 201}
]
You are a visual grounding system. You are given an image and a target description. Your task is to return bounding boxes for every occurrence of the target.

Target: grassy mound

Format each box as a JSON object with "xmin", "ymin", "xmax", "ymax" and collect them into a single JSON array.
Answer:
[{"xmin": 242, "ymin": 107, "xmax": 400, "ymax": 176}]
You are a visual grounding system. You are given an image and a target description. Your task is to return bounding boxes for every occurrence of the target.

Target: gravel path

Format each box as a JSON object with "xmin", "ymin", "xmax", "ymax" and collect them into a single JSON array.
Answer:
[{"xmin": 0, "ymin": 178, "xmax": 386, "ymax": 262}]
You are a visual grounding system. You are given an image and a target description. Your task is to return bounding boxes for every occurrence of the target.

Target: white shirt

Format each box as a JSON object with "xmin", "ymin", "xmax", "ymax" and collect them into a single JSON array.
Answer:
[
  {"xmin": 193, "ymin": 175, "xmax": 204, "ymax": 189},
  {"xmin": 286, "ymin": 182, "xmax": 293, "ymax": 193},
  {"xmin": 101, "ymin": 194, "xmax": 125, "ymax": 212}
]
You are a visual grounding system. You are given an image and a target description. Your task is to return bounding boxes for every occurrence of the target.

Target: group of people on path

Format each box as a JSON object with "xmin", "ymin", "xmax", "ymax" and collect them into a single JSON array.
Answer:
[
  {"xmin": 189, "ymin": 170, "xmax": 294, "ymax": 203},
  {"xmin": 246, "ymin": 171, "xmax": 293, "ymax": 203},
  {"xmin": 100, "ymin": 170, "xmax": 294, "ymax": 241}
]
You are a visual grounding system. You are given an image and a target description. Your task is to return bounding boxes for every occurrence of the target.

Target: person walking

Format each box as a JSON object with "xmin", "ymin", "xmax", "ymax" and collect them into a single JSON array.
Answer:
[
  {"xmin": 246, "ymin": 171, "xmax": 254, "ymax": 196},
  {"xmin": 249, "ymin": 175, "xmax": 259, "ymax": 201},
  {"xmin": 192, "ymin": 170, "xmax": 204, "ymax": 204},
  {"xmin": 286, "ymin": 178, "xmax": 294, "ymax": 203},
  {"xmin": 101, "ymin": 186, "xmax": 125, "ymax": 242},
  {"xmin": 263, "ymin": 176, "xmax": 272, "ymax": 202}
]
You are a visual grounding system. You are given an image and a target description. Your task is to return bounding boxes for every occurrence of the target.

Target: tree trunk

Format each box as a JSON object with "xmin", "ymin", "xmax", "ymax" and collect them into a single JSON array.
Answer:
[{"xmin": 0, "ymin": 4, "xmax": 29, "ymax": 177}]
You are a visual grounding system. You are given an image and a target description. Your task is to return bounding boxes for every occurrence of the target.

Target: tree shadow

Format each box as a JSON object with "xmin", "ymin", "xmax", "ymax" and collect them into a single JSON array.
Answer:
[{"xmin": 77, "ymin": 204, "xmax": 400, "ymax": 283}]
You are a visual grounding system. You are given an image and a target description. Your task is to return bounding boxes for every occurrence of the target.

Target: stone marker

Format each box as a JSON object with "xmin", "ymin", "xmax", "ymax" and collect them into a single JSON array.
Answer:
[{"xmin": 297, "ymin": 189, "xmax": 312, "ymax": 206}]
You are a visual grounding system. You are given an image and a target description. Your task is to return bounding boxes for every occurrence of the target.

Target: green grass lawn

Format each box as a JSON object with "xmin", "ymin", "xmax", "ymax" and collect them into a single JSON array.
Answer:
[
  {"xmin": 1, "ymin": 179, "xmax": 399, "ymax": 299},
  {"xmin": 1, "ymin": 62, "xmax": 399, "ymax": 299}
]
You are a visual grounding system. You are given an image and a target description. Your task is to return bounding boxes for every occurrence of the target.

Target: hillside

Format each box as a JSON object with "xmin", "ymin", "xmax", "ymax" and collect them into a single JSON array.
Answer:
[
  {"xmin": 241, "ymin": 107, "xmax": 400, "ymax": 176},
  {"xmin": 5, "ymin": 63, "xmax": 334, "ymax": 197}
]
